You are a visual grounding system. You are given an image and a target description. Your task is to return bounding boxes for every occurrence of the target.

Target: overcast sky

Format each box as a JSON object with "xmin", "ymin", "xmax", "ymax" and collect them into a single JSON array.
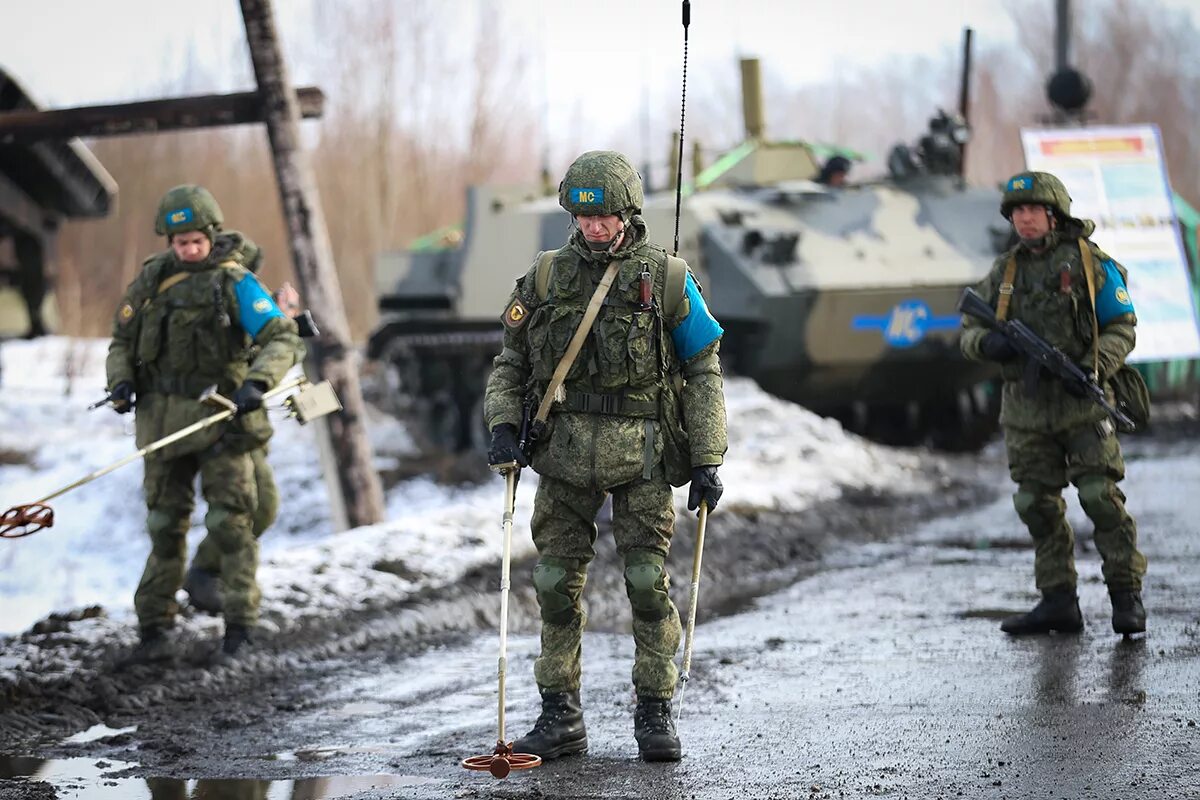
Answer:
[
  {"xmin": 0, "ymin": 1, "xmax": 1023, "ymax": 106},
  {"xmin": 3, "ymin": 0, "xmax": 1199, "ymax": 142}
]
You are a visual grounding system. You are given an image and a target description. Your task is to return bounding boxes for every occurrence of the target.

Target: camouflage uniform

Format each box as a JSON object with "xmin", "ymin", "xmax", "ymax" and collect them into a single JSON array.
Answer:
[
  {"xmin": 188, "ymin": 237, "xmax": 282, "ymax": 597},
  {"xmin": 106, "ymin": 186, "xmax": 304, "ymax": 637},
  {"xmin": 961, "ymin": 171, "xmax": 1146, "ymax": 632},
  {"xmin": 484, "ymin": 152, "xmax": 728, "ymax": 705}
]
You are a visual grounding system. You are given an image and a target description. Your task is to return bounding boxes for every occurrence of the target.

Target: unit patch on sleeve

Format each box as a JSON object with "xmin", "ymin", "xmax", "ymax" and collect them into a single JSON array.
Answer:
[
  {"xmin": 118, "ymin": 303, "xmax": 135, "ymax": 325},
  {"xmin": 502, "ymin": 297, "xmax": 529, "ymax": 329}
]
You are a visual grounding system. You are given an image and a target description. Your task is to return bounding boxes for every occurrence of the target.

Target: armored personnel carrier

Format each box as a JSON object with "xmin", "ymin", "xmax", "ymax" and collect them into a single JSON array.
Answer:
[{"xmin": 368, "ymin": 59, "xmax": 1007, "ymax": 452}]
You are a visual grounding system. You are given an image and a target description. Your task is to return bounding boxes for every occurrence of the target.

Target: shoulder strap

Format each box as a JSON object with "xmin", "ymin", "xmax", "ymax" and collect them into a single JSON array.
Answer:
[
  {"xmin": 534, "ymin": 260, "xmax": 621, "ymax": 423},
  {"xmin": 155, "ymin": 271, "xmax": 190, "ymax": 295},
  {"xmin": 534, "ymin": 249, "xmax": 558, "ymax": 301},
  {"xmin": 1078, "ymin": 238, "xmax": 1101, "ymax": 377},
  {"xmin": 155, "ymin": 260, "xmax": 241, "ymax": 296},
  {"xmin": 663, "ymin": 254, "xmax": 689, "ymax": 318},
  {"xmin": 995, "ymin": 255, "xmax": 1018, "ymax": 321}
]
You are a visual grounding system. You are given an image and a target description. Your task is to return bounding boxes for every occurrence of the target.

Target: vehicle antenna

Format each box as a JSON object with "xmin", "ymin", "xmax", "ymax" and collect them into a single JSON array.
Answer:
[{"xmin": 672, "ymin": 0, "xmax": 690, "ymax": 257}]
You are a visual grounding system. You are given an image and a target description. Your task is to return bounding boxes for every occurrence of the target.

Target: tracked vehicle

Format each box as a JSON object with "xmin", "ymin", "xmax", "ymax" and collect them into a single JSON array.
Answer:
[{"xmin": 369, "ymin": 58, "xmax": 1007, "ymax": 452}]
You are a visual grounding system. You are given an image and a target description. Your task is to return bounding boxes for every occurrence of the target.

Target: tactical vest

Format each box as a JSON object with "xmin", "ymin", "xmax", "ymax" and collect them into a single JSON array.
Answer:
[
  {"xmin": 127, "ymin": 248, "xmax": 274, "ymax": 458},
  {"xmin": 526, "ymin": 244, "xmax": 685, "ymax": 417},
  {"xmin": 997, "ymin": 239, "xmax": 1102, "ymax": 377},
  {"xmin": 133, "ymin": 254, "xmax": 253, "ymax": 399}
]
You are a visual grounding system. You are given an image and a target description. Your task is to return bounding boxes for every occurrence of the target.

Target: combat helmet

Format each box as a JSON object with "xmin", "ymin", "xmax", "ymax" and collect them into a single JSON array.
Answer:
[
  {"xmin": 154, "ymin": 184, "xmax": 224, "ymax": 238},
  {"xmin": 1000, "ymin": 171, "xmax": 1071, "ymax": 220},
  {"xmin": 558, "ymin": 151, "xmax": 644, "ymax": 219}
]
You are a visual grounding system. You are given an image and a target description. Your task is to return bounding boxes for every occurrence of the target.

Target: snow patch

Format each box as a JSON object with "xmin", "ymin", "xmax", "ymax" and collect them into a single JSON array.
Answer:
[{"xmin": 1, "ymin": 337, "xmax": 935, "ymax": 669}]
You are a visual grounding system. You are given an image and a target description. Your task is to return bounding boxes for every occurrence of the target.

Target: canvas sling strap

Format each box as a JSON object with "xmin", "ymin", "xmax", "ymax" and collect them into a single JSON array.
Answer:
[
  {"xmin": 533, "ymin": 259, "xmax": 622, "ymax": 425},
  {"xmin": 995, "ymin": 255, "xmax": 1019, "ymax": 321},
  {"xmin": 1077, "ymin": 238, "xmax": 1102, "ymax": 377},
  {"xmin": 155, "ymin": 260, "xmax": 241, "ymax": 296}
]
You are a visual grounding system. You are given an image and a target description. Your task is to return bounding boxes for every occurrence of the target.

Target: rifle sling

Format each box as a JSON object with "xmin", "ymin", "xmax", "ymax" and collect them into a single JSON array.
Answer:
[
  {"xmin": 533, "ymin": 259, "xmax": 621, "ymax": 424},
  {"xmin": 996, "ymin": 255, "xmax": 1018, "ymax": 321},
  {"xmin": 1077, "ymin": 238, "xmax": 1102, "ymax": 377}
]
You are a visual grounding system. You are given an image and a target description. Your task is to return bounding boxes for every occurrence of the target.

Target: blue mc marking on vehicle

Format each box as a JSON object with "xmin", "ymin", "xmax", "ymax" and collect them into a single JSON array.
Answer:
[{"xmin": 851, "ymin": 299, "xmax": 961, "ymax": 348}]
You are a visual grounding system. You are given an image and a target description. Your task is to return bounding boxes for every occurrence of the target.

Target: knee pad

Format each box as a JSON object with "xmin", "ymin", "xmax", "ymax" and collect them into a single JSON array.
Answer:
[
  {"xmin": 623, "ymin": 551, "xmax": 672, "ymax": 622},
  {"xmin": 205, "ymin": 505, "xmax": 253, "ymax": 554},
  {"xmin": 533, "ymin": 557, "xmax": 585, "ymax": 626},
  {"xmin": 146, "ymin": 509, "xmax": 188, "ymax": 558},
  {"xmin": 1076, "ymin": 474, "xmax": 1122, "ymax": 528},
  {"xmin": 1013, "ymin": 483, "xmax": 1064, "ymax": 539}
]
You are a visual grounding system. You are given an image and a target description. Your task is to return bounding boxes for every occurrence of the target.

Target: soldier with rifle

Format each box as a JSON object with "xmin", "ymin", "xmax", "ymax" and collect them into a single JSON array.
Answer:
[{"xmin": 960, "ymin": 171, "xmax": 1147, "ymax": 636}]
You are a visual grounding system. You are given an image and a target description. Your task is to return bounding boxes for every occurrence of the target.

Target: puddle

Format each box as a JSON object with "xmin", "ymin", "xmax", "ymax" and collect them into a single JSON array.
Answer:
[
  {"xmin": 266, "ymin": 745, "xmax": 396, "ymax": 763},
  {"xmin": 62, "ymin": 725, "xmax": 138, "ymax": 745},
  {"xmin": 0, "ymin": 755, "xmax": 439, "ymax": 799},
  {"xmin": 331, "ymin": 701, "xmax": 389, "ymax": 717}
]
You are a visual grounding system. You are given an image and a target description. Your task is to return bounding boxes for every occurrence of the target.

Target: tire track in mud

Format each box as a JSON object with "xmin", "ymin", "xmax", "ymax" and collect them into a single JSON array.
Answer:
[{"xmin": 0, "ymin": 459, "xmax": 995, "ymax": 749}]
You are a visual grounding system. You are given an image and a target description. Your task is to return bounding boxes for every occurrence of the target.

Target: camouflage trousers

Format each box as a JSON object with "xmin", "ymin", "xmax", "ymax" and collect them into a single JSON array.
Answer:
[
  {"xmin": 1005, "ymin": 420, "xmax": 1146, "ymax": 592},
  {"xmin": 136, "ymin": 444, "xmax": 259, "ymax": 630},
  {"xmin": 530, "ymin": 473, "xmax": 682, "ymax": 700},
  {"xmin": 191, "ymin": 447, "xmax": 278, "ymax": 573}
]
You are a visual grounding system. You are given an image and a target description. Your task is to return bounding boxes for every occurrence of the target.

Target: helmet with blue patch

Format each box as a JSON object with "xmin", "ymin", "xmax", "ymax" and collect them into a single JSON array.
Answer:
[
  {"xmin": 558, "ymin": 150, "xmax": 644, "ymax": 218},
  {"xmin": 1000, "ymin": 171, "xmax": 1071, "ymax": 220},
  {"xmin": 154, "ymin": 184, "xmax": 224, "ymax": 237}
]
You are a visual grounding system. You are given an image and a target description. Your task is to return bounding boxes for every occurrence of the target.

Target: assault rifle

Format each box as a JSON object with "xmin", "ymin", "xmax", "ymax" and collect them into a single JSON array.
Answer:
[{"xmin": 957, "ymin": 287, "xmax": 1136, "ymax": 431}]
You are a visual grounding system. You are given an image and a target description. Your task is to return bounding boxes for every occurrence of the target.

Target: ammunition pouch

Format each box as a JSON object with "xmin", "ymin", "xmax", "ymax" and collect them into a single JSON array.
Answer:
[{"xmin": 658, "ymin": 375, "xmax": 691, "ymax": 488}]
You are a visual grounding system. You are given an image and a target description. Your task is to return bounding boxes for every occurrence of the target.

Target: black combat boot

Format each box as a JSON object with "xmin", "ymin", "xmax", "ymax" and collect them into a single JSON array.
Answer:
[
  {"xmin": 634, "ymin": 696, "xmax": 681, "ymax": 762},
  {"xmin": 118, "ymin": 626, "xmax": 175, "ymax": 668},
  {"xmin": 1110, "ymin": 589, "xmax": 1146, "ymax": 635},
  {"xmin": 222, "ymin": 623, "xmax": 253, "ymax": 656},
  {"xmin": 183, "ymin": 567, "xmax": 223, "ymax": 614},
  {"xmin": 1000, "ymin": 587, "xmax": 1084, "ymax": 635},
  {"xmin": 512, "ymin": 690, "xmax": 588, "ymax": 759}
]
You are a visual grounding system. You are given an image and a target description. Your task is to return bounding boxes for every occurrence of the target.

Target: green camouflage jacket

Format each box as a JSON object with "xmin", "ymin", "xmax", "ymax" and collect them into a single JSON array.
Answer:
[
  {"xmin": 961, "ymin": 221, "xmax": 1137, "ymax": 432},
  {"xmin": 484, "ymin": 224, "xmax": 727, "ymax": 489},
  {"xmin": 106, "ymin": 232, "xmax": 304, "ymax": 458}
]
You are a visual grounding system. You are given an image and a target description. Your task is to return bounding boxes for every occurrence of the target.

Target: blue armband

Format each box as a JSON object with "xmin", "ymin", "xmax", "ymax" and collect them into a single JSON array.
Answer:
[
  {"xmin": 1095, "ymin": 259, "xmax": 1135, "ymax": 325},
  {"xmin": 670, "ymin": 273, "xmax": 724, "ymax": 361},
  {"xmin": 235, "ymin": 273, "xmax": 286, "ymax": 338}
]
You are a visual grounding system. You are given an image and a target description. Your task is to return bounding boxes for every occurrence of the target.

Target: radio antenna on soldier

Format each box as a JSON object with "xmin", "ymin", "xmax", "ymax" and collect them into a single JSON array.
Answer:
[{"xmin": 672, "ymin": 0, "xmax": 691, "ymax": 257}]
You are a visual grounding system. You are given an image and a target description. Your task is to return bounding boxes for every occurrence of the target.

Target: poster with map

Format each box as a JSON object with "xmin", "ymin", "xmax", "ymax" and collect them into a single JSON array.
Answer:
[{"xmin": 1020, "ymin": 124, "xmax": 1200, "ymax": 362}]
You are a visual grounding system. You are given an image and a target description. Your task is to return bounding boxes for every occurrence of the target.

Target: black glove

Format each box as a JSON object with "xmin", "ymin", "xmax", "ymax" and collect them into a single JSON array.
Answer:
[
  {"xmin": 109, "ymin": 381, "xmax": 135, "ymax": 414},
  {"xmin": 231, "ymin": 380, "xmax": 268, "ymax": 415},
  {"xmin": 488, "ymin": 423, "xmax": 529, "ymax": 468},
  {"xmin": 295, "ymin": 309, "xmax": 320, "ymax": 338},
  {"xmin": 979, "ymin": 330, "xmax": 1018, "ymax": 362},
  {"xmin": 687, "ymin": 465, "xmax": 723, "ymax": 513}
]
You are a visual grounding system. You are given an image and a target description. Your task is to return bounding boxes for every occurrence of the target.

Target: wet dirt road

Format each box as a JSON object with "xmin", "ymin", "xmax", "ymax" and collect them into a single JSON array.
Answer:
[{"xmin": 3, "ymin": 435, "xmax": 1198, "ymax": 799}]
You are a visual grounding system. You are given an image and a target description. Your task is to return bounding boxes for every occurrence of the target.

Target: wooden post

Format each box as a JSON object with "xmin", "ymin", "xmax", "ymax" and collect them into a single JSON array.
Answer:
[{"xmin": 240, "ymin": 0, "xmax": 384, "ymax": 530}]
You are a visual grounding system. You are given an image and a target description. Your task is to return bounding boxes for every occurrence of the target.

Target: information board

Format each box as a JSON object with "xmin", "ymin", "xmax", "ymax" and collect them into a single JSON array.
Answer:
[{"xmin": 1020, "ymin": 125, "xmax": 1200, "ymax": 362}]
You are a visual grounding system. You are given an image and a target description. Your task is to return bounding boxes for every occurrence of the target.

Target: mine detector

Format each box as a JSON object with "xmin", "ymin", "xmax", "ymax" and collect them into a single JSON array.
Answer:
[{"xmin": 369, "ymin": 52, "xmax": 1008, "ymax": 453}]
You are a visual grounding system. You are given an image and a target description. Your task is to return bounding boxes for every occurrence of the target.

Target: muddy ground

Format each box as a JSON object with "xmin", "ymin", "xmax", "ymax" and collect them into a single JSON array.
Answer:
[{"xmin": 2, "ymin": 428, "xmax": 1199, "ymax": 799}]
